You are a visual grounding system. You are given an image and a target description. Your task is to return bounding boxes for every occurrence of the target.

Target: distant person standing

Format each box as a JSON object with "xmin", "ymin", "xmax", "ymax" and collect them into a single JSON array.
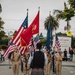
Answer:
[
  {"xmin": 63, "ymin": 49, "xmax": 67, "ymax": 61},
  {"xmin": 69, "ymin": 48, "xmax": 74, "ymax": 61},
  {"xmin": 11, "ymin": 46, "xmax": 21, "ymax": 75},
  {"xmin": 0, "ymin": 49, "xmax": 5, "ymax": 61},
  {"xmin": 2, "ymin": 49, "xmax": 5, "ymax": 61}
]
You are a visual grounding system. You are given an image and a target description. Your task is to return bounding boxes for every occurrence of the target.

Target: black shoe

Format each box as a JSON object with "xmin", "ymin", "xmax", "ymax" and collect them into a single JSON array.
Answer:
[{"xmin": 9, "ymin": 66, "xmax": 11, "ymax": 69}]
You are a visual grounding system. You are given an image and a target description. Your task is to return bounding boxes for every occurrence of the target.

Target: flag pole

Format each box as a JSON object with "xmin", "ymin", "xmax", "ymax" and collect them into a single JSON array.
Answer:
[
  {"xmin": 27, "ymin": 9, "xmax": 29, "ymax": 28},
  {"xmin": 38, "ymin": 7, "xmax": 40, "ymax": 40},
  {"xmin": 38, "ymin": 7, "xmax": 40, "ymax": 11},
  {"xmin": 20, "ymin": 9, "xmax": 29, "ymax": 72},
  {"xmin": 49, "ymin": 11, "xmax": 51, "ymax": 49},
  {"xmin": 49, "ymin": 11, "xmax": 51, "ymax": 15},
  {"xmin": 27, "ymin": 8, "xmax": 29, "ymax": 13},
  {"xmin": 49, "ymin": 11, "xmax": 52, "ymax": 50}
]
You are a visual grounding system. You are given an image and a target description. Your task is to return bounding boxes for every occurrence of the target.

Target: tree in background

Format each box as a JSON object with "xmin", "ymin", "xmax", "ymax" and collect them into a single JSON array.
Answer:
[
  {"xmin": 0, "ymin": 4, "xmax": 5, "ymax": 40},
  {"xmin": 68, "ymin": 0, "xmax": 75, "ymax": 11},
  {"xmin": 44, "ymin": 14, "xmax": 59, "ymax": 46},
  {"xmin": 44, "ymin": 15, "xmax": 59, "ymax": 31},
  {"xmin": 39, "ymin": 33, "xmax": 43, "ymax": 37},
  {"xmin": 0, "ymin": 4, "xmax": 8, "ymax": 48},
  {"xmin": 0, "ymin": 31, "xmax": 6, "ymax": 40},
  {"xmin": 54, "ymin": 2, "xmax": 75, "ymax": 31}
]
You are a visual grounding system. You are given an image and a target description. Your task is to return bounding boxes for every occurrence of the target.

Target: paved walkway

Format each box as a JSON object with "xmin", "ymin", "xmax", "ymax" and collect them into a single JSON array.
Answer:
[
  {"xmin": 62, "ymin": 61, "xmax": 75, "ymax": 67},
  {"xmin": 0, "ymin": 59, "xmax": 75, "ymax": 75},
  {"xmin": 0, "ymin": 58, "xmax": 75, "ymax": 66}
]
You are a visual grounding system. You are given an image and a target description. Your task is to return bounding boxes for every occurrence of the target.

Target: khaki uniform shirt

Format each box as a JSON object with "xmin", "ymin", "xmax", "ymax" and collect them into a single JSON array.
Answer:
[
  {"xmin": 11, "ymin": 52, "xmax": 21, "ymax": 62},
  {"xmin": 54, "ymin": 52, "xmax": 62, "ymax": 61}
]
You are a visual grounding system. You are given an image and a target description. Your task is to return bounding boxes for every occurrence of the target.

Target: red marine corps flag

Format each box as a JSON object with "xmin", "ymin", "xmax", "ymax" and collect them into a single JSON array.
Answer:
[{"xmin": 20, "ymin": 11, "xmax": 39, "ymax": 47}]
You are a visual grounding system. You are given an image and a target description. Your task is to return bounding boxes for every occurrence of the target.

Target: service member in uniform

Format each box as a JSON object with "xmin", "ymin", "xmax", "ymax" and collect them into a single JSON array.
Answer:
[
  {"xmin": 11, "ymin": 46, "xmax": 21, "ymax": 75},
  {"xmin": 45, "ymin": 49, "xmax": 52, "ymax": 75},
  {"xmin": 23, "ymin": 50, "xmax": 30, "ymax": 75},
  {"xmin": 54, "ymin": 48, "xmax": 63, "ymax": 75}
]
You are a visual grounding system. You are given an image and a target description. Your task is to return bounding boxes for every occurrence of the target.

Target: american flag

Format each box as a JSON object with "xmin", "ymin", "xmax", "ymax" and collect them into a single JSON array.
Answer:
[
  {"xmin": 28, "ymin": 37, "xmax": 36, "ymax": 53},
  {"xmin": 3, "ymin": 43, "xmax": 16, "ymax": 58},
  {"xmin": 55, "ymin": 34, "xmax": 61, "ymax": 49},
  {"xmin": 3, "ymin": 13, "xmax": 28, "ymax": 58}
]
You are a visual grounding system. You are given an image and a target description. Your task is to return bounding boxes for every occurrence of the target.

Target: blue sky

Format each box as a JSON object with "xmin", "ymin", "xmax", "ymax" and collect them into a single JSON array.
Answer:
[{"xmin": 0, "ymin": 0, "xmax": 75, "ymax": 36}]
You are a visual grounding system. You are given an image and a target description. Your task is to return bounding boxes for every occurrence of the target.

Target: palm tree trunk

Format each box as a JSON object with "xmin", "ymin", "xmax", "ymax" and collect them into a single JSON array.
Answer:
[{"xmin": 67, "ymin": 21, "xmax": 69, "ymax": 31}]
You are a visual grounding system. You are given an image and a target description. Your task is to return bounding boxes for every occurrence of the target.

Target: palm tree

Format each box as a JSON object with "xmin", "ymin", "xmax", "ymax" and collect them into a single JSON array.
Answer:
[
  {"xmin": 68, "ymin": 0, "xmax": 75, "ymax": 10},
  {"xmin": 44, "ymin": 14, "xmax": 59, "ymax": 31},
  {"xmin": 53, "ymin": 2, "xmax": 74, "ymax": 31},
  {"xmin": 44, "ymin": 14, "xmax": 59, "ymax": 46}
]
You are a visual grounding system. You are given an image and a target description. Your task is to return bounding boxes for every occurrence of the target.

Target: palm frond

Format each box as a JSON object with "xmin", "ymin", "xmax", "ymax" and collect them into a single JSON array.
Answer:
[
  {"xmin": 64, "ymin": 2, "xmax": 68, "ymax": 9},
  {"xmin": 44, "ymin": 15, "xmax": 59, "ymax": 31},
  {"xmin": 53, "ymin": 10, "xmax": 62, "ymax": 15}
]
